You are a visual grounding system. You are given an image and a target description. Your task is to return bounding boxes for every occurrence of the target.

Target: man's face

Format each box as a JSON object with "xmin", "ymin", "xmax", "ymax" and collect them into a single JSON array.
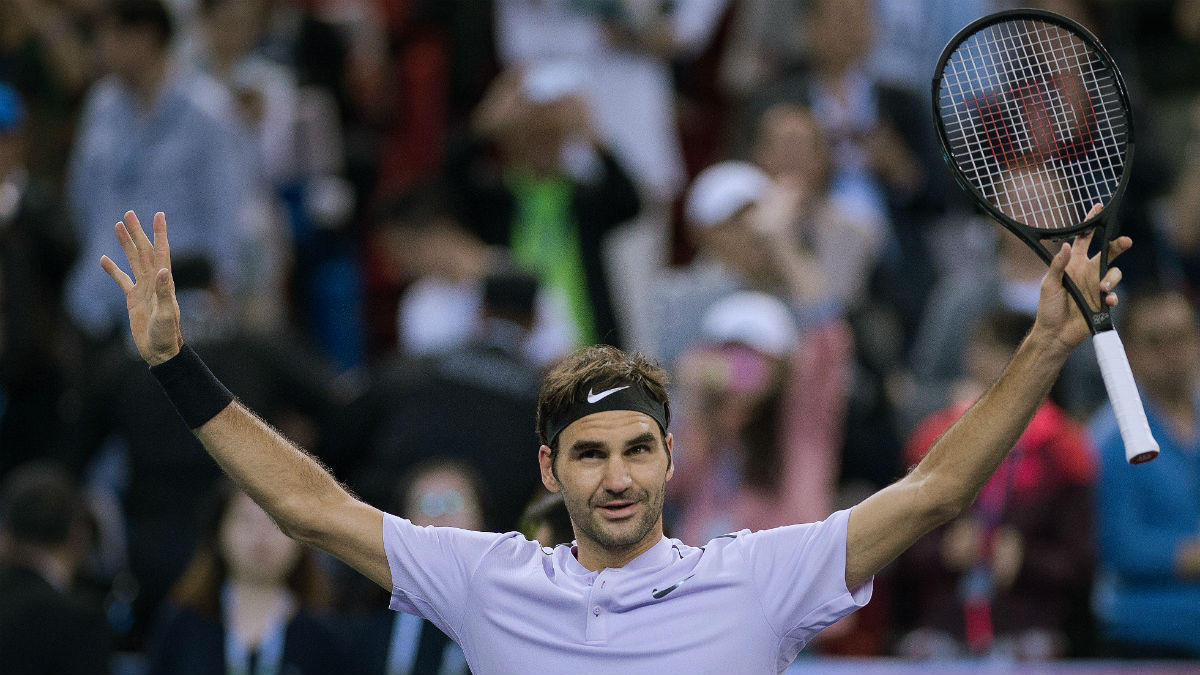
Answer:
[{"xmin": 539, "ymin": 410, "xmax": 673, "ymax": 568}]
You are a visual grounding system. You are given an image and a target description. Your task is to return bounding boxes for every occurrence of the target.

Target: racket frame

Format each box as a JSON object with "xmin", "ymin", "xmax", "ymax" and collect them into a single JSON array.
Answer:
[
  {"xmin": 930, "ymin": 8, "xmax": 1136, "ymax": 335},
  {"xmin": 932, "ymin": 9, "xmax": 1159, "ymax": 464}
]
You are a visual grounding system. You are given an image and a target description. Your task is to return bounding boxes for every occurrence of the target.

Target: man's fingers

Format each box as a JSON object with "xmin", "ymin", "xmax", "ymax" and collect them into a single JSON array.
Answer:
[
  {"xmin": 155, "ymin": 267, "xmax": 175, "ymax": 303},
  {"xmin": 124, "ymin": 210, "xmax": 155, "ymax": 261},
  {"xmin": 1071, "ymin": 227, "xmax": 1096, "ymax": 255},
  {"xmin": 1101, "ymin": 266, "xmax": 1123, "ymax": 291},
  {"xmin": 100, "ymin": 254, "xmax": 135, "ymax": 293},
  {"xmin": 152, "ymin": 211, "xmax": 172, "ymax": 271},
  {"xmin": 1048, "ymin": 241, "xmax": 1071, "ymax": 277},
  {"xmin": 1107, "ymin": 235, "xmax": 1133, "ymax": 262},
  {"xmin": 1086, "ymin": 202, "xmax": 1103, "ymax": 220},
  {"xmin": 114, "ymin": 220, "xmax": 144, "ymax": 278}
]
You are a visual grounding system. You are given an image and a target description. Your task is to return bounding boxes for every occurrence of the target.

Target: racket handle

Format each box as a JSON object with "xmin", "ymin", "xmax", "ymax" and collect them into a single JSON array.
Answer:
[{"xmin": 1093, "ymin": 330, "xmax": 1159, "ymax": 464}]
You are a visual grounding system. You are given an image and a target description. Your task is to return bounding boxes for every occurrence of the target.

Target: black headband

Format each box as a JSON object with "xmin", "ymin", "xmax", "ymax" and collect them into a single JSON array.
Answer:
[{"xmin": 544, "ymin": 381, "xmax": 669, "ymax": 447}]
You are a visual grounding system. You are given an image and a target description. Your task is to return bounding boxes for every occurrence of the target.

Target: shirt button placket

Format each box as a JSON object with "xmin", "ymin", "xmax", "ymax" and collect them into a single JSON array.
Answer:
[{"xmin": 584, "ymin": 573, "xmax": 608, "ymax": 643}]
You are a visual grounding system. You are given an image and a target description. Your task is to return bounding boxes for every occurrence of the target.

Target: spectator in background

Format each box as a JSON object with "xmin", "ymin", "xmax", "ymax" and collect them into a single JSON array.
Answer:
[
  {"xmin": 749, "ymin": 101, "xmax": 898, "ymax": 495},
  {"xmin": 444, "ymin": 65, "xmax": 641, "ymax": 348},
  {"xmin": 897, "ymin": 310, "xmax": 1096, "ymax": 660},
  {"xmin": 491, "ymin": 0, "xmax": 730, "ymax": 353},
  {"xmin": 649, "ymin": 155, "xmax": 870, "ymax": 374},
  {"xmin": 337, "ymin": 460, "xmax": 478, "ymax": 675},
  {"xmin": 185, "ymin": 0, "xmax": 363, "ymax": 362},
  {"xmin": 373, "ymin": 185, "xmax": 574, "ymax": 366},
  {"xmin": 331, "ymin": 267, "xmax": 546, "ymax": 535},
  {"xmin": 64, "ymin": 0, "xmax": 257, "ymax": 342},
  {"xmin": 493, "ymin": 0, "xmax": 728, "ymax": 208},
  {"xmin": 146, "ymin": 479, "xmax": 346, "ymax": 674},
  {"xmin": 1089, "ymin": 289, "xmax": 1200, "ymax": 659},
  {"xmin": 749, "ymin": 102, "xmax": 886, "ymax": 319},
  {"xmin": 0, "ymin": 82, "xmax": 81, "ymax": 477},
  {"xmin": 0, "ymin": 461, "xmax": 111, "ymax": 674},
  {"xmin": 0, "ymin": 0, "xmax": 95, "ymax": 182},
  {"xmin": 667, "ymin": 291, "xmax": 848, "ymax": 543},
  {"xmin": 1159, "ymin": 94, "xmax": 1200, "ymax": 294},
  {"xmin": 792, "ymin": 0, "xmax": 955, "ymax": 358}
]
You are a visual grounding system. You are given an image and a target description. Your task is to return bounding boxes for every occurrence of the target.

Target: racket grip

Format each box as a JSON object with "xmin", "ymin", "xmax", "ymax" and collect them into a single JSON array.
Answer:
[{"xmin": 1093, "ymin": 331, "xmax": 1159, "ymax": 464}]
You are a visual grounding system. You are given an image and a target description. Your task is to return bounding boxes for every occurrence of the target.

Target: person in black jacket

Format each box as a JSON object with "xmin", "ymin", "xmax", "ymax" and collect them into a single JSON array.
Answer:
[{"xmin": 0, "ymin": 461, "xmax": 111, "ymax": 674}]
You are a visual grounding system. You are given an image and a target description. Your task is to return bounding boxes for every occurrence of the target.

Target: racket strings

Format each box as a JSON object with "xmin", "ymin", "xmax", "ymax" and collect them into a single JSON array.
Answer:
[{"xmin": 938, "ymin": 18, "xmax": 1128, "ymax": 232}]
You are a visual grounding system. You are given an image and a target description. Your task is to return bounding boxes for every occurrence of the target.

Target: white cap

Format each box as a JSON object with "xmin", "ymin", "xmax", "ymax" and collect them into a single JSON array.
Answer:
[
  {"xmin": 700, "ymin": 291, "xmax": 798, "ymax": 357},
  {"xmin": 684, "ymin": 161, "xmax": 771, "ymax": 229}
]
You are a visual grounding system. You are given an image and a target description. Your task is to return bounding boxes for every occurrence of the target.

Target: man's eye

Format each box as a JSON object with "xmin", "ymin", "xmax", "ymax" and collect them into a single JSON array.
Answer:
[{"xmin": 628, "ymin": 445, "xmax": 650, "ymax": 455}]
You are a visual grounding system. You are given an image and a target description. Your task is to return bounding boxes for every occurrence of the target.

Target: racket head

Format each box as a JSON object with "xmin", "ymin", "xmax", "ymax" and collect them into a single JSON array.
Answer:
[{"xmin": 932, "ymin": 9, "xmax": 1135, "ymax": 249}]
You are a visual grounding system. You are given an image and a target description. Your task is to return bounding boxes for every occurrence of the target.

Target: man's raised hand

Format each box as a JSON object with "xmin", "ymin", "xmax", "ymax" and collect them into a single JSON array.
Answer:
[{"xmin": 99, "ymin": 211, "xmax": 184, "ymax": 365}]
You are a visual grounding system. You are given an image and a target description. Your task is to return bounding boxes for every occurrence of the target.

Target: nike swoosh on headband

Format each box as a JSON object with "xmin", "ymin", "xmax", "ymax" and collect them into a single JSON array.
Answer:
[{"xmin": 587, "ymin": 385, "xmax": 631, "ymax": 403}]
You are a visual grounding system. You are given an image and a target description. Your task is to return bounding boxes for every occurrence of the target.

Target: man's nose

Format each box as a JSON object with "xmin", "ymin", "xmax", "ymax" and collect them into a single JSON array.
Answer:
[{"xmin": 602, "ymin": 457, "xmax": 633, "ymax": 493}]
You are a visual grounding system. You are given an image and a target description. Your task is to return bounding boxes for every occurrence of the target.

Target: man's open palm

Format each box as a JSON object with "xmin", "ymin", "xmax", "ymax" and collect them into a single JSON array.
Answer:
[{"xmin": 99, "ymin": 210, "xmax": 184, "ymax": 365}]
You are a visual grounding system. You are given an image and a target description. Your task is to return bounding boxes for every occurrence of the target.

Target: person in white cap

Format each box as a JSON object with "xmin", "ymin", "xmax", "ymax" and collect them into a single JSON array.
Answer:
[{"xmin": 668, "ymin": 291, "xmax": 850, "ymax": 545}]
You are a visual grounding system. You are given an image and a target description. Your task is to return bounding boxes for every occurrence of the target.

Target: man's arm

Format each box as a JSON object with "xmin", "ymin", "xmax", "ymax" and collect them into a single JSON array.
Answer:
[
  {"xmin": 844, "ymin": 227, "xmax": 1129, "ymax": 590},
  {"xmin": 100, "ymin": 211, "xmax": 391, "ymax": 590}
]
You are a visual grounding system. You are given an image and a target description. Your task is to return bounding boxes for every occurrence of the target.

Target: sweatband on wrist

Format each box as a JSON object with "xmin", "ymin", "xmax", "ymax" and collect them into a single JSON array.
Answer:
[
  {"xmin": 149, "ymin": 344, "xmax": 235, "ymax": 429},
  {"xmin": 543, "ymin": 381, "xmax": 669, "ymax": 448}
]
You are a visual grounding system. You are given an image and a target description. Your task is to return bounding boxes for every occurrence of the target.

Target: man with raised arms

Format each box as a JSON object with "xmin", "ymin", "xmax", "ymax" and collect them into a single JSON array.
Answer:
[{"xmin": 101, "ymin": 210, "xmax": 1127, "ymax": 673}]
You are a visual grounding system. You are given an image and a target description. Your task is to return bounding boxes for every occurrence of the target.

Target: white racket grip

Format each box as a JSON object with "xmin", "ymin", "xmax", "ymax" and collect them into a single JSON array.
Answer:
[{"xmin": 1093, "ymin": 330, "xmax": 1159, "ymax": 464}]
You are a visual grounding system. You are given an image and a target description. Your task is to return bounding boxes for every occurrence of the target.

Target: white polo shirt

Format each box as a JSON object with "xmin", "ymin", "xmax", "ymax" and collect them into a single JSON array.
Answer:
[{"xmin": 383, "ymin": 508, "xmax": 872, "ymax": 674}]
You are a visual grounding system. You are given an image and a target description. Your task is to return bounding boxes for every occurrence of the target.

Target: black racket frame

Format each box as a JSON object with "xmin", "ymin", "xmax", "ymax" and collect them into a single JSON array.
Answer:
[{"xmin": 930, "ymin": 8, "xmax": 1136, "ymax": 334}]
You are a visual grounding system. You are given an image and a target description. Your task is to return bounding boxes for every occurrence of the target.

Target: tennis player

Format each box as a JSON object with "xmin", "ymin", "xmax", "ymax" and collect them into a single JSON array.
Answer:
[{"xmin": 101, "ymin": 210, "xmax": 1128, "ymax": 673}]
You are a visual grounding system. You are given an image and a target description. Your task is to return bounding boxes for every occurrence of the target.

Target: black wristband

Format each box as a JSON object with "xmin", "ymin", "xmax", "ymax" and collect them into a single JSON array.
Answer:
[{"xmin": 149, "ymin": 344, "xmax": 235, "ymax": 429}]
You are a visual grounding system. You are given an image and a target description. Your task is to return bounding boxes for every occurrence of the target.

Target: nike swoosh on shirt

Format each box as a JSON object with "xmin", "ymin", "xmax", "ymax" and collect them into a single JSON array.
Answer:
[
  {"xmin": 652, "ymin": 573, "xmax": 696, "ymax": 599},
  {"xmin": 587, "ymin": 385, "xmax": 630, "ymax": 403}
]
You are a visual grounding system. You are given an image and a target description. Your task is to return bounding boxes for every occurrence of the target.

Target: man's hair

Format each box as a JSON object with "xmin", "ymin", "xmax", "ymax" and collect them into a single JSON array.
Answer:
[
  {"xmin": 103, "ymin": 0, "xmax": 175, "ymax": 47},
  {"xmin": 536, "ymin": 345, "xmax": 670, "ymax": 450},
  {"xmin": 0, "ymin": 461, "xmax": 83, "ymax": 546}
]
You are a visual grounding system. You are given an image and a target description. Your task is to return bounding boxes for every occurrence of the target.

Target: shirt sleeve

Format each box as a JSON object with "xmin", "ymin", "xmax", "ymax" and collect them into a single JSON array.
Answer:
[
  {"xmin": 734, "ymin": 508, "xmax": 873, "ymax": 641},
  {"xmin": 382, "ymin": 513, "xmax": 525, "ymax": 640}
]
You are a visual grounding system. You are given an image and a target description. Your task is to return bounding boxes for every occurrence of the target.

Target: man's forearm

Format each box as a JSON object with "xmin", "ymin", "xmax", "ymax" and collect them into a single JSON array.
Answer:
[
  {"xmin": 194, "ymin": 399, "xmax": 350, "ymax": 542},
  {"xmin": 913, "ymin": 327, "xmax": 1070, "ymax": 513},
  {"xmin": 846, "ymin": 326, "xmax": 1071, "ymax": 588}
]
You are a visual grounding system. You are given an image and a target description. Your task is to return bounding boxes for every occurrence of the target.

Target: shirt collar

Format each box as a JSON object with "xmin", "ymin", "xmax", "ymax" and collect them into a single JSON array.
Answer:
[{"xmin": 560, "ymin": 535, "xmax": 676, "ymax": 576}]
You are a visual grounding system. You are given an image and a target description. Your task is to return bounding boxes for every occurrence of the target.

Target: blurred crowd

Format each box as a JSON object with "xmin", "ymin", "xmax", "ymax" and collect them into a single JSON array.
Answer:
[{"xmin": 2, "ymin": 0, "xmax": 1200, "ymax": 672}]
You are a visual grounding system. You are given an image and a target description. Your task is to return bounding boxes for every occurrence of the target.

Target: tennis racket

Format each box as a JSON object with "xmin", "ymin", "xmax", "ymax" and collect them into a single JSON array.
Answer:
[{"xmin": 932, "ymin": 9, "xmax": 1159, "ymax": 464}]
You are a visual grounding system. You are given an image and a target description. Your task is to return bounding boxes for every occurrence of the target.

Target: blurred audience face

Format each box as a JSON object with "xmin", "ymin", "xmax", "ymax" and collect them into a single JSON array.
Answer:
[
  {"xmin": 1124, "ymin": 292, "xmax": 1200, "ymax": 401},
  {"xmin": 97, "ymin": 18, "xmax": 162, "ymax": 85},
  {"xmin": 405, "ymin": 465, "xmax": 484, "ymax": 531},
  {"xmin": 752, "ymin": 104, "xmax": 831, "ymax": 188},
  {"xmin": 202, "ymin": 0, "xmax": 269, "ymax": 62},
  {"xmin": 677, "ymin": 343, "xmax": 781, "ymax": 436},
  {"xmin": 218, "ymin": 491, "xmax": 302, "ymax": 586},
  {"xmin": 697, "ymin": 206, "xmax": 769, "ymax": 278},
  {"xmin": 806, "ymin": 0, "xmax": 875, "ymax": 75},
  {"xmin": 502, "ymin": 97, "xmax": 582, "ymax": 177}
]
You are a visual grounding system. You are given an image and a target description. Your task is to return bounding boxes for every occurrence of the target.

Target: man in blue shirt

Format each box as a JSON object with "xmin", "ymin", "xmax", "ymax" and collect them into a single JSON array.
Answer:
[
  {"xmin": 1090, "ymin": 289, "xmax": 1200, "ymax": 658},
  {"xmin": 101, "ymin": 209, "xmax": 1129, "ymax": 673},
  {"xmin": 65, "ymin": 0, "xmax": 255, "ymax": 338}
]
